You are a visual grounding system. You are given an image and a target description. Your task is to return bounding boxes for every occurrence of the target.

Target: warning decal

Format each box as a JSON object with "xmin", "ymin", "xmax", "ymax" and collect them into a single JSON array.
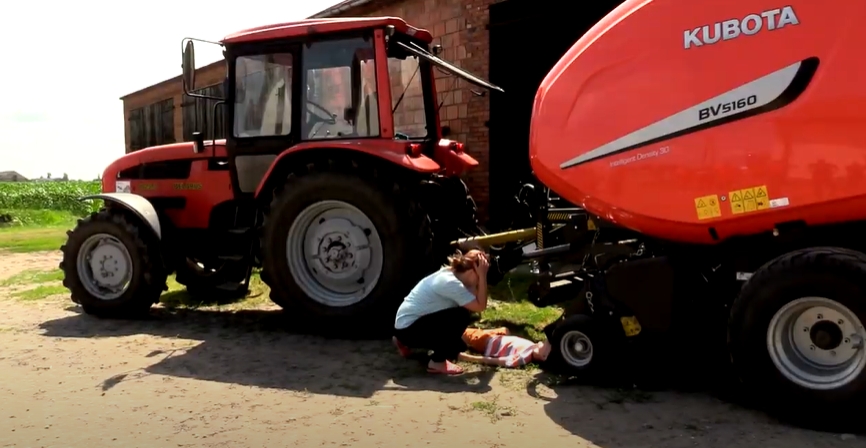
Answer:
[
  {"xmin": 695, "ymin": 194, "xmax": 722, "ymax": 220},
  {"xmin": 730, "ymin": 185, "xmax": 770, "ymax": 214}
]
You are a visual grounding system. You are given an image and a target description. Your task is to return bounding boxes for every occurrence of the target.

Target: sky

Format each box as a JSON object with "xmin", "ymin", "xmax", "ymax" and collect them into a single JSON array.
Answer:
[{"xmin": 0, "ymin": 0, "xmax": 342, "ymax": 180}]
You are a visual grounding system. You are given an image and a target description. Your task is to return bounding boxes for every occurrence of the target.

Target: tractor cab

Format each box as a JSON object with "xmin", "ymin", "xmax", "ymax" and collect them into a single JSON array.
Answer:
[{"xmin": 182, "ymin": 17, "xmax": 501, "ymax": 194}]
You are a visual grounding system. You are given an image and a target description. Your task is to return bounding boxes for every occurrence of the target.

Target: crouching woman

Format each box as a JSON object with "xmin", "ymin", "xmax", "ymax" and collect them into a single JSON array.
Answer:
[{"xmin": 392, "ymin": 249, "xmax": 489, "ymax": 375}]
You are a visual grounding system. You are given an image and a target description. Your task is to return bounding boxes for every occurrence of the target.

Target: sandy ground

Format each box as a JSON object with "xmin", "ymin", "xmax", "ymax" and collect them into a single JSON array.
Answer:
[{"xmin": 0, "ymin": 251, "xmax": 863, "ymax": 448}]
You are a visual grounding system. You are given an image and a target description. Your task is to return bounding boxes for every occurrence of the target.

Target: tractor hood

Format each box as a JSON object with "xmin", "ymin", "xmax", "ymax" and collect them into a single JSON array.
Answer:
[{"xmin": 101, "ymin": 140, "xmax": 227, "ymax": 193}]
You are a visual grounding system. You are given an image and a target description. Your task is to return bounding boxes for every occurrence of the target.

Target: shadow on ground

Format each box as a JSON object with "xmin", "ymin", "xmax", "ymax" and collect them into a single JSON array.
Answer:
[
  {"xmin": 523, "ymin": 370, "xmax": 864, "ymax": 447},
  {"xmin": 38, "ymin": 305, "xmax": 495, "ymax": 398}
]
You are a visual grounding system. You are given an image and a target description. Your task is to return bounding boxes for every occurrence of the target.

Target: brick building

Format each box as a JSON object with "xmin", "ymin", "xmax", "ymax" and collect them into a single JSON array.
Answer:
[{"xmin": 120, "ymin": 0, "xmax": 622, "ymax": 225}]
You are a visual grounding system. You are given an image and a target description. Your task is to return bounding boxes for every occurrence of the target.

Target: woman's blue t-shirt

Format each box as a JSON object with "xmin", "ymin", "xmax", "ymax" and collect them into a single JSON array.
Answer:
[{"xmin": 394, "ymin": 268, "xmax": 476, "ymax": 330}]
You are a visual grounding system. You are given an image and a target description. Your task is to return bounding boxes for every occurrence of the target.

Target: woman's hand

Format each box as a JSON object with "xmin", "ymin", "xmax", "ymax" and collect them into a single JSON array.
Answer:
[{"xmin": 475, "ymin": 253, "xmax": 490, "ymax": 276}]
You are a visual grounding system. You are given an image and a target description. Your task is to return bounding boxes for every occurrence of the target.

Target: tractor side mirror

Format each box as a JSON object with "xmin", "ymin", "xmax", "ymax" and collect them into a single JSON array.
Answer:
[
  {"xmin": 182, "ymin": 40, "xmax": 196, "ymax": 93},
  {"xmin": 432, "ymin": 44, "xmax": 443, "ymax": 56}
]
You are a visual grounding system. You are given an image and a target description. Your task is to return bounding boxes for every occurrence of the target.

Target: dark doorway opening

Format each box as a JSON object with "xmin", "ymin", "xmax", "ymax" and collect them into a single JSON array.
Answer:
[{"xmin": 487, "ymin": 0, "xmax": 625, "ymax": 229}]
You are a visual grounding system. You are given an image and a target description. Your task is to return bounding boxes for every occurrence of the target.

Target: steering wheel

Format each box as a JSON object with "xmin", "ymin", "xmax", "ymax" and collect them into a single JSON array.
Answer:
[{"xmin": 306, "ymin": 100, "xmax": 338, "ymax": 126}]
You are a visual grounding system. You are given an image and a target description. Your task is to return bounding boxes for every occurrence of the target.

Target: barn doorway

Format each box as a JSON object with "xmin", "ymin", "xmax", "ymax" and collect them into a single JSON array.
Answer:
[{"xmin": 487, "ymin": 0, "xmax": 625, "ymax": 229}]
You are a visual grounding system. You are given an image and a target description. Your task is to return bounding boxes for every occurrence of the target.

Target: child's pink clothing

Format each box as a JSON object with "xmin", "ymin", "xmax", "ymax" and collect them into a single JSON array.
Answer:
[{"xmin": 483, "ymin": 335, "xmax": 537, "ymax": 367}]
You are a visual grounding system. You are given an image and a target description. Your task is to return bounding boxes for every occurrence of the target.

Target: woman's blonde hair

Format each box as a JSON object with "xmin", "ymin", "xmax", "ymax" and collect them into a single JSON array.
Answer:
[{"xmin": 447, "ymin": 249, "xmax": 483, "ymax": 273}]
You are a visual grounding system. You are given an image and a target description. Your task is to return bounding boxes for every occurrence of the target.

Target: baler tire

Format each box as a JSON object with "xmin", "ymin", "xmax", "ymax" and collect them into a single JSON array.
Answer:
[
  {"xmin": 261, "ymin": 164, "xmax": 432, "ymax": 332},
  {"xmin": 728, "ymin": 247, "xmax": 866, "ymax": 431},
  {"xmin": 60, "ymin": 209, "xmax": 166, "ymax": 318},
  {"xmin": 546, "ymin": 314, "xmax": 621, "ymax": 380}
]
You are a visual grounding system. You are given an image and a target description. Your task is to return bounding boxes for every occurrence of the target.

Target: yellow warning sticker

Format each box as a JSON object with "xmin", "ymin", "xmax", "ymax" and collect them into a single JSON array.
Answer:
[
  {"xmin": 729, "ymin": 185, "xmax": 769, "ymax": 215},
  {"xmin": 755, "ymin": 185, "xmax": 769, "ymax": 210},
  {"xmin": 695, "ymin": 194, "xmax": 722, "ymax": 220},
  {"xmin": 620, "ymin": 316, "xmax": 642, "ymax": 337},
  {"xmin": 729, "ymin": 190, "xmax": 744, "ymax": 214}
]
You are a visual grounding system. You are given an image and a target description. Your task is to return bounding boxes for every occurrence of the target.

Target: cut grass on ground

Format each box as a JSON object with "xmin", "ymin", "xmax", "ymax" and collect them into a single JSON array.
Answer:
[
  {"xmin": 2, "ymin": 265, "xmax": 557, "ymax": 342},
  {"xmin": 0, "ymin": 209, "xmax": 79, "ymax": 253},
  {"xmin": 1, "ymin": 268, "xmax": 64, "ymax": 287},
  {"xmin": 0, "ymin": 226, "xmax": 69, "ymax": 253},
  {"xmin": 159, "ymin": 271, "xmax": 271, "ymax": 311},
  {"xmin": 1, "ymin": 267, "xmax": 272, "ymax": 310},
  {"xmin": 12, "ymin": 284, "xmax": 68, "ymax": 301}
]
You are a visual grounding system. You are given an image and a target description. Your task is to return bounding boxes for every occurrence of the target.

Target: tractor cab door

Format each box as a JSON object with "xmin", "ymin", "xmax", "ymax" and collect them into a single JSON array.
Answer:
[
  {"xmin": 226, "ymin": 45, "xmax": 301, "ymax": 195},
  {"xmin": 225, "ymin": 32, "xmax": 380, "ymax": 197}
]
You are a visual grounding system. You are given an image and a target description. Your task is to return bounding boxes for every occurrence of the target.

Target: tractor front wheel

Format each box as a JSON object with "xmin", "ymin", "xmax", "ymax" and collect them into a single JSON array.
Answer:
[
  {"xmin": 262, "ymin": 166, "xmax": 430, "ymax": 331},
  {"xmin": 60, "ymin": 210, "xmax": 166, "ymax": 317}
]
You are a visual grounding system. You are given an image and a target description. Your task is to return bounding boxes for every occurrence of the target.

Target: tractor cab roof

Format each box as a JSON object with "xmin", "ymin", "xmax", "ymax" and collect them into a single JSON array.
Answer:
[{"xmin": 222, "ymin": 16, "xmax": 433, "ymax": 45}]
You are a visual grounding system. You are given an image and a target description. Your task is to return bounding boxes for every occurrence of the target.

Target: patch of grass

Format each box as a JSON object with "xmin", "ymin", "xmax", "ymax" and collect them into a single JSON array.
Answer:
[
  {"xmin": 0, "ymin": 225, "xmax": 69, "ymax": 253},
  {"xmin": 467, "ymin": 395, "xmax": 515, "ymax": 422},
  {"xmin": 158, "ymin": 271, "xmax": 271, "ymax": 310},
  {"xmin": 2, "ymin": 267, "xmax": 68, "ymax": 302},
  {"xmin": 1, "ymin": 269, "xmax": 64, "ymax": 287},
  {"xmin": 12, "ymin": 284, "xmax": 68, "ymax": 301},
  {"xmin": 488, "ymin": 272, "xmax": 536, "ymax": 303},
  {"xmin": 0, "ymin": 209, "xmax": 79, "ymax": 228},
  {"xmin": 477, "ymin": 299, "xmax": 561, "ymax": 341}
]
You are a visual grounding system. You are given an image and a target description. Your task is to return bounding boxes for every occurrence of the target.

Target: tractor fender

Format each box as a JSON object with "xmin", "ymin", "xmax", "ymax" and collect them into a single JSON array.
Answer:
[
  {"xmin": 253, "ymin": 141, "xmax": 441, "ymax": 198},
  {"xmin": 80, "ymin": 193, "xmax": 162, "ymax": 240}
]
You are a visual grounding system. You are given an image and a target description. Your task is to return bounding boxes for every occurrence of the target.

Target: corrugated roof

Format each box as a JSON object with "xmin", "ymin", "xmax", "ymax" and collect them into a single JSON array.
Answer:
[
  {"xmin": 118, "ymin": 59, "xmax": 225, "ymax": 101},
  {"xmin": 308, "ymin": 0, "xmax": 375, "ymax": 18}
]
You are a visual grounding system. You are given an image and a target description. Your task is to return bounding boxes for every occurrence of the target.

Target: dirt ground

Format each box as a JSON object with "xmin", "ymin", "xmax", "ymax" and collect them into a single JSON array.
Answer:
[{"xmin": 0, "ymin": 251, "xmax": 862, "ymax": 448}]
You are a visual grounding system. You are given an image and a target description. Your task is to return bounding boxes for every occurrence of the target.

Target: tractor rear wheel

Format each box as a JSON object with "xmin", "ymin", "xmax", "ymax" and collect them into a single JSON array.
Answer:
[
  {"xmin": 262, "ymin": 165, "xmax": 431, "ymax": 331},
  {"xmin": 729, "ymin": 247, "xmax": 866, "ymax": 431},
  {"xmin": 60, "ymin": 210, "xmax": 166, "ymax": 317}
]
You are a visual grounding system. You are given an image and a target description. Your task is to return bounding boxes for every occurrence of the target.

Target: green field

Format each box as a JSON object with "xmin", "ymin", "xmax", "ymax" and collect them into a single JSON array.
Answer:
[
  {"xmin": 0, "ymin": 181, "xmax": 101, "ymax": 252},
  {"xmin": 0, "ymin": 181, "xmax": 101, "ymax": 218}
]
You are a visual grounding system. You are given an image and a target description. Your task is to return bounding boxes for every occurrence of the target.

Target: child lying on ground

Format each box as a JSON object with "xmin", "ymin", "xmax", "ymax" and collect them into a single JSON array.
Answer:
[{"xmin": 457, "ymin": 327, "xmax": 552, "ymax": 368}]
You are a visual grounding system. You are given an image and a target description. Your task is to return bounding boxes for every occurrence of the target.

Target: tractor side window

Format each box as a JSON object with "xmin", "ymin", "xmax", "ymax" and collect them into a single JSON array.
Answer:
[
  {"xmin": 233, "ymin": 53, "xmax": 293, "ymax": 138},
  {"xmin": 302, "ymin": 37, "xmax": 378, "ymax": 140}
]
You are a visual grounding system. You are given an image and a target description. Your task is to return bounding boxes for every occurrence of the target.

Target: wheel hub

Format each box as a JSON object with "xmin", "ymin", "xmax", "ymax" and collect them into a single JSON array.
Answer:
[
  {"xmin": 307, "ymin": 217, "xmax": 372, "ymax": 285},
  {"xmin": 76, "ymin": 234, "xmax": 133, "ymax": 301},
  {"xmin": 790, "ymin": 305, "xmax": 860, "ymax": 366},
  {"xmin": 560, "ymin": 330, "xmax": 593, "ymax": 368},
  {"xmin": 768, "ymin": 297, "xmax": 866, "ymax": 390},
  {"xmin": 89, "ymin": 244, "xmax": 128, "ymax": 288},
  {"xmin": 286, "ymin": 200, "xmax": 383, "ymax": 308},
  {"xmin": 314, "ymin": 227, "xmax": 368, "ymax": 276}
]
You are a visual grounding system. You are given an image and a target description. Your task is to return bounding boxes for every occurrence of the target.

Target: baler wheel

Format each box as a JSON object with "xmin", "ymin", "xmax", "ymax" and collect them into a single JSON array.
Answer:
[
  {"xmin": 547, "ymin": 314, "xmax": 622, "ymax": 379},
  {"xmin": 60, "ymin": 210, "xmax": 166, "ymax": 318},
  {"xmin": 729, "ymin": 247, "xmax": 866, "ymax": 430}
]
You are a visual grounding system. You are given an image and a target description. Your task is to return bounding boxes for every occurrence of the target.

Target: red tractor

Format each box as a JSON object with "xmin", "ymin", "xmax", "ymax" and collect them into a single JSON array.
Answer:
[{"xmin": 60, "ymin": 17, "xmax": 501, "ymax": 328}]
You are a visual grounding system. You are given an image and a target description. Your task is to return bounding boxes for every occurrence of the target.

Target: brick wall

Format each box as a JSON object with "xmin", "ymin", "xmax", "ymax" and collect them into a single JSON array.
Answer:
[
  {"xmin": 121, "ymin": 62, "xmax": 226, "ymax": 153},
  {"xmin": 337, "ymin": 0, "xmax": 501, "ymax": 218}
]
